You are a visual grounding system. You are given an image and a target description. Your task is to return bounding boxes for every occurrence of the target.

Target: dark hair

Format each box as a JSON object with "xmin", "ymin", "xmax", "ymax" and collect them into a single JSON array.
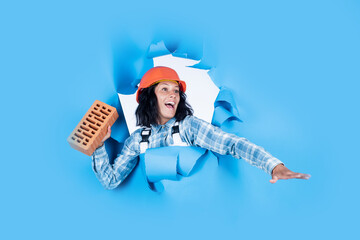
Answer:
[{"xmin": 135, "ymin": 83, "xmax": 193, "ymax": 127}]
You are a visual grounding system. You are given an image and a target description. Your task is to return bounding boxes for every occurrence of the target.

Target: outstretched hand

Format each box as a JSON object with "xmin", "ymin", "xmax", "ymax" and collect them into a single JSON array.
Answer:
[{"xmin": 270, "ymin": 164, "xmax": 311, "ymax": 183}]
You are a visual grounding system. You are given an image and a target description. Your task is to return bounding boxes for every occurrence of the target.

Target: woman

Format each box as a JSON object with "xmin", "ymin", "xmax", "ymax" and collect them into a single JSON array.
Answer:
[{"xmin": 92, "ymin": 66, "xmax": 310, "ymax": 190}]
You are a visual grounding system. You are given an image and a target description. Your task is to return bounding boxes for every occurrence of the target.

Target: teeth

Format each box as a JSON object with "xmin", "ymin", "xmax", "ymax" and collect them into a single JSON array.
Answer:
[{"xmin": 166, "ymin": 102, "xmax": 175, "ymax": 106}]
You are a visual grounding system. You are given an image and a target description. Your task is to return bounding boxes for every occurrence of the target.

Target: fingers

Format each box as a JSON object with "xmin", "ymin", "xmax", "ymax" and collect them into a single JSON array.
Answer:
[
  {"xmin": 295, "ymin": 173, "xmax": 311, "ymax": 180},
  {"xmin": 107, "ymin": 125, "xmax": 111, "ymax": 135},
  {"xmin": 285, "ymin": 172, "xmax": 311, "ymax": 180},
  {"xmin": 101, "ymin": 126, "xmax": 112, "ymax": 143},
  {"xmin": 270, "ymin": 175, "xmax": 278, "ymax": 184},
  {"xmin": 106, "ymin": 126, "xmax": 111, "ymax": 138},
  {"xmin": 270, "ymin": 172, "xmax": 311, "ymax": 183}
]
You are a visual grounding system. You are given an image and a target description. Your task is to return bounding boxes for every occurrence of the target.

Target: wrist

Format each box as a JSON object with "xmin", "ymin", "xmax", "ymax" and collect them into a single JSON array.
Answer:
[{"xmin": 271, "ymin": 163, "xmax": 284, "ymax": 175}]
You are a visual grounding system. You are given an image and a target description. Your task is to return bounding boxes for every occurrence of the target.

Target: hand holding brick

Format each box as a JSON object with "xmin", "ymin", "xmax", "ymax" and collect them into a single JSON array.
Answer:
[{"xmin": 67, "ymin": 100, "xmax": 119, "ymax": 156}]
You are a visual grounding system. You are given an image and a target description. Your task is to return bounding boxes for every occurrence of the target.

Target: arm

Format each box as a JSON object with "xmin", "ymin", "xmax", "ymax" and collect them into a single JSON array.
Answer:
[
  {"xmin": 183, "ymin": 116, "xmax": 286, "ymax": 175},
  {"xmin": 91, "ymin": 127, "xmax": 140, "ymax": 189}
]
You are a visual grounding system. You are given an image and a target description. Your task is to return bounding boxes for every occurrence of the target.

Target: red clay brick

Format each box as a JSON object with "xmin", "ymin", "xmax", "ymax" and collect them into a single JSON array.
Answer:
[{"xmin": 67, "ymin": 100, "xmax": 119, "ymax": 156}]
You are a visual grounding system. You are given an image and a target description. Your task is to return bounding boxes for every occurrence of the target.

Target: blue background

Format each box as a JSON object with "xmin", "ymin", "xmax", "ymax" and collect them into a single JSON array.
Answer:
[{"xmin": 1, "ymin": 0, "xmax": 359, "ymax": 239}]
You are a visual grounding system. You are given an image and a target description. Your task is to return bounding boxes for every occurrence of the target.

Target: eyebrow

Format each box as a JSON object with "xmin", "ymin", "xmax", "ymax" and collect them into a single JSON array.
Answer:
[{"xmin": 160, "ymin": 83, "xmax": 180, "ymax": 88}]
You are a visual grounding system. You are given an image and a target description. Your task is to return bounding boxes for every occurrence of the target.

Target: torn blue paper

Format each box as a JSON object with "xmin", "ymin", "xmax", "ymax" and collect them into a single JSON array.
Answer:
[
  {"xmin": 147, "ymin": 41, "xmax": 171, "ymax": 59},
  {"xmin": 147, "ymin": 40, "xmax": 203, "ymax": 62},
  {"xmin": 111, "ymin": 38, "xmax": 149, "ymax": 94},
  {"xmin": 214, "ymin": 87, "xmax": 240, "ymax": 116},
  {"xmin": 145, "ymin": 148, "xmax": 178, "ymax": 182},
  {"xmin": 212, "ymin": 87, "xmax": 242, "ymax": 129},
  {"xmin": 211, "ymin": 87, "xmax": 244, "ymax": 163},
  {"xmin": 133, "ymin": 57, "xmax": 153, "ymax": 87},
  {"xmin": 140, "ymin": 146, "xmax": 207, "ymax": 192},
  {"xmin": 212, "ymin": 106, "xmax": 239, "ymax": 127},
  {"xmin": 172, "ymin": 40, "xmax": 203, "ymax": 61}
]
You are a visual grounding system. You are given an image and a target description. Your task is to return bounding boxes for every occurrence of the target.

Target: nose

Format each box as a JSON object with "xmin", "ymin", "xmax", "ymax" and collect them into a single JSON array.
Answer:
[{"xmin": 169, "ymin": 90, "xmax": 177, "ymax": 98}]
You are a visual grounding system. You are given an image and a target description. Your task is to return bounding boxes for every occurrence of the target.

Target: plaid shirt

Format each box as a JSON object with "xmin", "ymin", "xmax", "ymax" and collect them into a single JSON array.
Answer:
[{"xmin": 92, "ymin": 116, "xmax": 283, "ymax": 189}]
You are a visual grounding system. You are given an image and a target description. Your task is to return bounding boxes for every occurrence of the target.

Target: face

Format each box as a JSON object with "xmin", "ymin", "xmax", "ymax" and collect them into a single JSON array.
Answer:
[{"xmin": 154, "ymin": 81, "xmax": 180, "ymax": 125}]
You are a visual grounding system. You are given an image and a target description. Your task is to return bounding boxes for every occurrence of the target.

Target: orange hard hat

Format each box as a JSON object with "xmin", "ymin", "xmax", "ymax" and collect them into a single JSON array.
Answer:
[{"xmin": 136, "ymin": 66, "xmax": 186, "ymax": 103}]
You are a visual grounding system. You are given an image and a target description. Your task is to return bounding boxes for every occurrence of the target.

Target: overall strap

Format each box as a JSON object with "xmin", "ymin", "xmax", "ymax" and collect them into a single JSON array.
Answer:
[
  {"xmin": 140, "ymin": 127, "xmax": 151, "ymax": 154},
  {"xmin": 171, "ymin": 121, "xmax": 188, "ymax": 146}
]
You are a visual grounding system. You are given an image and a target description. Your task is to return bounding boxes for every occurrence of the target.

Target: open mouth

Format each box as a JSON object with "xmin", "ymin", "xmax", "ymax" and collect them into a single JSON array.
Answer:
[{"xmin": 165, "ymin": 102, "xmax": 175, "ymax": 110}]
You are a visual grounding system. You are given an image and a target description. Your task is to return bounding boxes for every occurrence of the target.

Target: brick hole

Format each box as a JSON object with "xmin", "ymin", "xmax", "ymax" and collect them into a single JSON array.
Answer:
[
  {"xmin": 80, "ymin": 125, "xmax": 90, "ymax": 131},
  {"xmin": 94, "ymin": 107, "xmax": 98, "ymax": 110},
  {"xmin": 102, "ymin": 106, "xmax": 106, "ymax": 110},
  {"xmin": 96, "ymin": 104, "xmax": 100, "ymax": 107},
  {"xmin": 86, "ymin": 118, "xmax": 96, "ymax": 124},
  {"xmin": 89, "ymin": 124, "xmax": 98, "ymax": 131},
  {"xmin": 91, "ymin": 131, "xmax": 95, "ymax": 134},
  {"xmin": 107, "ymin": 109, "xmax": 111, "ymax": 112},
  {"xmin": 83, "ymin": 122, "xmax": 87, "ymax": 126},
  {"xmin": 95, "ymin": 116, "xmax": 104, "ymax": 123},
  {"xmin": 74, "ymin": 133, "xmax": 84, "ymax": 139},
  {"xmin": 85, "ymin": 138, "xmax": 89, "ymax": 142},
  {"xmin": 77, "ymin": 129, "xmax": 81, "ymax": 133},
  {"xmin": 91, "ymin": 111, "xmax": 100, "ymax": 117},
  {"xmin": 100, "ymin": 109, "xmax": 109, "ymax": 116},
  {"xmin": 102, "ymin": 116, "xmax": 106, "ymax": 120},
  {"xmin": 77, "ymin": 139, "xmax": 81, "ymax": 143},
  {"xmin": 83, "ymin": 132, "xmax": 92, "ymax": 138},
  {"xmin": 71, "ymin": 137, "xmax": 76, "ymax": 140},
  {"xmin": 89, "ymin": 114, "xmax": 93, "ymax": 117},
  {"xmin": 83, "ymin": 142, "xmax": 87, "ymax": 146},
  {"xmin": 96, "ymin": 123, "xmax": 101, "ymax": 127}
]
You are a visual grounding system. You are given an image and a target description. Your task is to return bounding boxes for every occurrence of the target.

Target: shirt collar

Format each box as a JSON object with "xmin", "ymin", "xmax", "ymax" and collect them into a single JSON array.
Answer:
[{"xmin": 151, "ymin": 118, "xmax": 176, "ymax": 133}]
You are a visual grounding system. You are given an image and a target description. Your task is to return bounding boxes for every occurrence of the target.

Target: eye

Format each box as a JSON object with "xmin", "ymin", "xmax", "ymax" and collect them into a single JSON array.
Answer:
[
  {"xmin": 161, "ymin": 87, "xmax": 168, "ymax": 92},
  {"xmin": 174, "ymin": 89, "xmax": 179, "ymax": 94}
]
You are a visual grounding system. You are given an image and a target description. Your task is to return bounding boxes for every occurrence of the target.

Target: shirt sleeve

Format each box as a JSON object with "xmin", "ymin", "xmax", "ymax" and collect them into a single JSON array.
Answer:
[
  {"xmin": 91, "ymin": 134, "xmax": 140, "ymax": 190},
  {"xmin": 183, "ymin": 116, "xmax": 283, "ymax": 175}
]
